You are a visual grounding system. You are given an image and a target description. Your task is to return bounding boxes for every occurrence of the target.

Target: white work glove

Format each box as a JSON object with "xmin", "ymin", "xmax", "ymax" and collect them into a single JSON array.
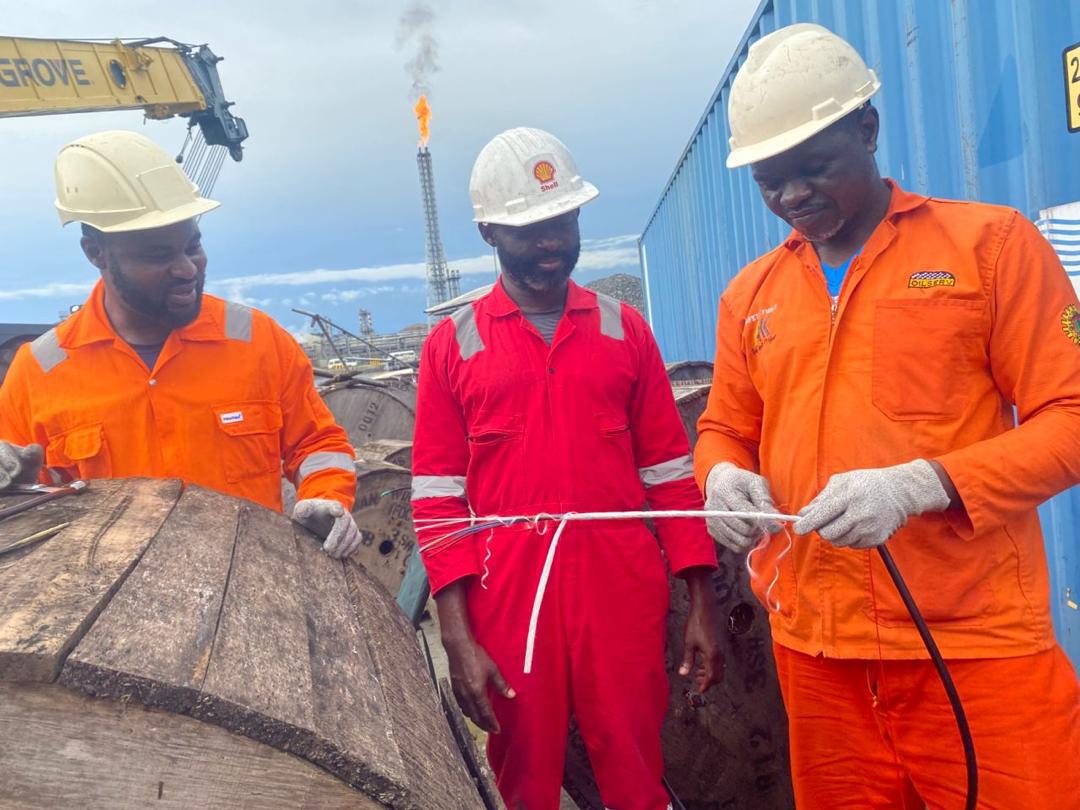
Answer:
[
  {"xmin": 793, "ymin": 460, "xmax": 951, "ymax": 549},
  {"xmin": 292, "ymin": 498, "xmax": 363, "ymax": 560},
  {"xmin": 704, "ymin": 462, "xmax": 782, "ymax": 553},
  {"xmin": 0, "ymin": 441, "xmax": 43, "ymax": 490}
]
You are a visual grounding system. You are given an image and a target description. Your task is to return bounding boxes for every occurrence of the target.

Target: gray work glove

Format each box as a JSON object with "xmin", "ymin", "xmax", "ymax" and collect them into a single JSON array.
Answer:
[
  {"xmin": 292, "ymin": 498, "xmax": 363, "ymax": 559},
  {"xmin": 704, "ymin": 462, "xmax": 782, "ymax": 553},
  {"xmin": 0, "ymin": 441, "xmax": 43, "ymax": 490},
  {"xmin": 793, "ymin": 460, "xmax": 950, "ymax": 549}
]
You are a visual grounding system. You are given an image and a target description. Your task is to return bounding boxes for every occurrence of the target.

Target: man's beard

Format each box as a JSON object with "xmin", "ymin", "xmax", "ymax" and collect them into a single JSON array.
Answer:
[
  {"xmin": 795, "ymin": 216, "xmax": 847, "ymax": 243},
  {"xmin": 497, "ymin": 242, "xmax": 581, "ymax": 291},
  {"xmin": 109, "ymin": 266, "xmax": 204, "ymax": 328}
]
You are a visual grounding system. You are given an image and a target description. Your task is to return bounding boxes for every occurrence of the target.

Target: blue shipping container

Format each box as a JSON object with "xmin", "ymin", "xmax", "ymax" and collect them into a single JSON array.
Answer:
[{"xmin": 640, "ymin": 0, "xmax": 1080, "ymax": 664}]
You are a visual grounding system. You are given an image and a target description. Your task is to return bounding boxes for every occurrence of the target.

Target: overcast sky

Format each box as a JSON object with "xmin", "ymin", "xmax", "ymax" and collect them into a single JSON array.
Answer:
[{"xmin": 2, "ymin": 0, "xmax": 760, "ymax": 336}]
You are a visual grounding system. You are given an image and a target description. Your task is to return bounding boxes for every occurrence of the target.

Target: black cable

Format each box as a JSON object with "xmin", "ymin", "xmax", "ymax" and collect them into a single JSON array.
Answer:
[
  {"xmin": 663, "ymin": 776, "xmax": 688, "ymax": 810},
  {"xmin": 876, "ymin": 545, "xmax": 977, "ymax": 810}
]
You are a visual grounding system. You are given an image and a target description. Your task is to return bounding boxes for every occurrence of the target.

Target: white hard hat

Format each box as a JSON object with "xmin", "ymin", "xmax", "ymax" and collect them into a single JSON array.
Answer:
[
  {"xmin": 469, "ymin": 127, "xmax": 598, "ymax": 227},
  {"xmin": 55, "ymin": 130, "xmax": 219, "ymax": 232},
  {"xmin": 726, "ymin": 24, "xmax": 881, "ymax": 168}
]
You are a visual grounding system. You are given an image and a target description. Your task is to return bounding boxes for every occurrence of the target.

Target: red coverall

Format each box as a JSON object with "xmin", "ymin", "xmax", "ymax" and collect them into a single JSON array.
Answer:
[{"xmin": 412, "ymin": 279, "xmax": 717, "ymax": 810}]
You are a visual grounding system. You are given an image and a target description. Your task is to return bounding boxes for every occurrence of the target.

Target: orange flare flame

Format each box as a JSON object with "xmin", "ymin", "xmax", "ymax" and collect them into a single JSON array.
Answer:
[{"xmin": 414, "ymin": 95, "xmax": 431, "ymax": 147}]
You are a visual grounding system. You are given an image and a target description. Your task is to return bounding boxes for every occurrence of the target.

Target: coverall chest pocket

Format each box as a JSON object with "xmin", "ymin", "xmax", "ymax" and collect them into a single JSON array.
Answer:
[
  {"xmin": 212, "ymin": 402, "xmax": 283, "ymax": 483},
  {"xmin": 467, "ymin": 410, "xmax": 523, "ymax": 452},
  {"xmin": 600, "ymin": 412, "xmax": 630, "ymax": 451},
  {"xmin": 872, "ymin": 299, "xmax": 985, "ymax": 421},
  {"xmin": 46, "ymin": 423, "xmax": 112, "ymax": 480},
  {"xmin": 466, "ymin": 410, "xmax": 524, "ymax": 494},
  {"xmin": 587, "ymin": 412, "xmax": 635, "ymax": 488}
]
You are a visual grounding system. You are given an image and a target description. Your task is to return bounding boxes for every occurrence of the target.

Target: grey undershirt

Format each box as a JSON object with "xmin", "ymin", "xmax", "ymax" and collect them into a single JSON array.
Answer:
[
  {"xmin": 524, "ymin": 309, "xmax": 563, "ymax": 343},
  {"xmin": 130, "ymin": 342, "xmax": 165, "ymax": 371}
]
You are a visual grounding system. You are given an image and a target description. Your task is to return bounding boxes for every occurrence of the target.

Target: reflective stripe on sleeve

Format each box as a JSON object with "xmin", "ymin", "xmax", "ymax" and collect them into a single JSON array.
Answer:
[
  {"xmin": 411, "ymin": 475, "xmax": 467, "ymax": 500},
  {"xmin": 29, "ymin": 328, "xmax": 67, "ymax": 373},
  {"xmin": 596, "ymin": 293, "xmax": 625, "ymax": 340},
  {"xmin": 225, "ymin": 301, "xmax": 253, "ymax": 341},
  {"xmin": 297, "ymin": 451, "xmax": 354, "ymax": 484},
  {"xmin": 639, "ymin": 454, "xmax": 694, "ymax": 487},
  {"xmin": 450, "ymin": 305, "xmax": 484, "ymax": 360}
]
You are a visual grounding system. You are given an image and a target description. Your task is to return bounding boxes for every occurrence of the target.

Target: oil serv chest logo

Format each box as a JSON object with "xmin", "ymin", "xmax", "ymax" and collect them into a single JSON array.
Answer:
[{"xmin": 1066, "ymin": 40, "xmax": 1080, "ymax": 133}]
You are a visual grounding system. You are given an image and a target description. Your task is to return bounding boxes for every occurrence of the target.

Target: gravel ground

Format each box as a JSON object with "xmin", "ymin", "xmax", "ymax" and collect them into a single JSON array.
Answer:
[{"xmin": 585, "ymin": 273, "xmax": 645, "ymax": 313}]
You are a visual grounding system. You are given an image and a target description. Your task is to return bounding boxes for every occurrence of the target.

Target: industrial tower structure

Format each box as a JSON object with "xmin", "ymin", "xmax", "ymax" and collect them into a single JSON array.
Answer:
[
  {"xmin": 416, "ymin": 146, "xmax": 460, "ymax": 320},
  {"xmin": 357, "ymin": 308, "xmax": 375, "ymax": 338}
]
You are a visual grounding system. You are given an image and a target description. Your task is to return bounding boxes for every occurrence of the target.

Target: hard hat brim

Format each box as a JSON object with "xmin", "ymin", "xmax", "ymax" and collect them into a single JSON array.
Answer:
[
  {"xmin": 474, "ymin": 182, "xmax": 599, "ymax": 227},
  {"xmin": 726, "ymin": 82, "xmax": 880, "ymax": 169},
  {"xmin": 57, "ymin": 196, "xmax": 221, "ymax": 232}
]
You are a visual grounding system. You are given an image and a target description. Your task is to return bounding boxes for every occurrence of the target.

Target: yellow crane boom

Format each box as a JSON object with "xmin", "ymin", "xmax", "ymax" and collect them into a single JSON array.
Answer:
[{"xmin": 0, "ymin": 36, "xmax": 247, "ymax": 160}]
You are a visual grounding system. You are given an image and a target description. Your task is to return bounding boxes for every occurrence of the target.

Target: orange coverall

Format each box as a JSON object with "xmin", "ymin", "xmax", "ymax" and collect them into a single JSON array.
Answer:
[
  {"xmin": 696, "ymin": 181, "xmax": 1080, "ymax": 806},
  {"xmin": 0, "ymin": 281, "xmax": 355, "ymax": 511}
]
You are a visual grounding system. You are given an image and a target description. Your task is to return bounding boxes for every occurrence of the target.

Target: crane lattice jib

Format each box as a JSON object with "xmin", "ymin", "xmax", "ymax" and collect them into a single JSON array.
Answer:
[{"xmin": 0, "ymin": 36, "xmax": 247, "ymax": 160}]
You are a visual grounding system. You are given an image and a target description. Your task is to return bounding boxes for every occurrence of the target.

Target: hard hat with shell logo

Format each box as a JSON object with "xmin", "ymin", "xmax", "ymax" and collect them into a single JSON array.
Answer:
[{"xmin": 469, "ymin": 127, "xmax": 599, "ymax": 227}]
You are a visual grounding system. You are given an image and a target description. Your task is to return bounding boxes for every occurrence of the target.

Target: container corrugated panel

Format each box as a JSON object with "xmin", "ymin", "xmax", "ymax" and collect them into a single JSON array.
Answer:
[{"xmin": 640, "ymin": 0, "xmax": 1080, "ymax": 663}]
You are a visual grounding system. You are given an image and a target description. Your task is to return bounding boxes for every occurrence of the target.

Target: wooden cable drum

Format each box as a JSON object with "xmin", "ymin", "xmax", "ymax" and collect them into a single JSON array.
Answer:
[
  {"xmin": 358, "ymin": 439, "xmax": 414, "ymax": 469},
  {"xmin": 0, "ymin": 478, "xmax": 482, "ymax": 809},
  {"xmin": 282, "ymin": 458, "xmax": 417, "ymax": 599},
  {"xmin": 0, "ymin": 334, "xmax": 39, "ymax": 386},
  {"xmin": 665, "ymin": 360, "xmax": 714, "ymax": 387},
  {"xmin": 673, "ymin": 384, "xmax": 711, "ymax": 449},
  {"xmin": 321, "ymin": 382, "xmax": 416, "ymax": 447},
  {"xmin": 562, "ymin": 384, "xmax": 794, "ymax": 809},
  {"xmin": 387, "ymin": 381, "xmax": 417, "ymax": 410},
  {"xmin": 348, "ymin": 460, "xmax": 417, "ymax": 597}
]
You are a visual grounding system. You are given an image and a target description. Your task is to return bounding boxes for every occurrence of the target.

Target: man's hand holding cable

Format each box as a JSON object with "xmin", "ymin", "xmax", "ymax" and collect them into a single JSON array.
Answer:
[
  {"xmin": 0, "ymin": 441, "xmax": 43, "ymax": 490},
  {"xmin": 793, "ymin": 460, "xmax": 953, "ymax": 549},
  {"xmin": 436, "ymin": 579, "xmax": 516, "ymax": 733},
  {"xmin": 704, "ymin": 462, "xmax": 782, "ymax": 552},
  {"xmin": 292, "ymin": 498, "xmax": 363, "ymax": 559},
  {"xmin": 679, "ymin": 568, "xmax": 725, "ymax": 693}
]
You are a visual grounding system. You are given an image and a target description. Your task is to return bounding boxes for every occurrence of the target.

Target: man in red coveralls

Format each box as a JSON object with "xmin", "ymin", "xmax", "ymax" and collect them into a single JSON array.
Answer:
[{"xmin": 411, "ymin": 127, "xmax": 722, "ymax": 809}]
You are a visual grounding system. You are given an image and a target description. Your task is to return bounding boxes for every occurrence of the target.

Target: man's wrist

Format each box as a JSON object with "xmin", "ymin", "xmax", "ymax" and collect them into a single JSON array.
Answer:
[
  {"xmin": 927, "ymin": 459, "xmax": 959, "ymax": 509},
  {"xmin": 434, "ymin": 578, "xmax": 475, "ymax": 647},
  {"xmin": 682, "ymin": 566, "xmax": 715, "ymax": 596},
  {"xmin": 440, "ymin": 630, "xmax": 475, "ymax": 649},
  {"xmin": 705, "ymin": 462, "xmax": 734, "ymax": 492},
  {"xmin": 891, "ymin": 459, "xmax": 954, "ymax": 515}
]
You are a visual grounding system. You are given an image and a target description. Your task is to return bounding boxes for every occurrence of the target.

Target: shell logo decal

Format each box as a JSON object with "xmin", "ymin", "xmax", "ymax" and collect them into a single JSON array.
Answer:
[
  {"xmin": 533, "ymin": 160, "xmax": 559, "ymax": 192},
  {"xmin": 533, "ymin": 161, "xmax": 556, "ymax": 182}
]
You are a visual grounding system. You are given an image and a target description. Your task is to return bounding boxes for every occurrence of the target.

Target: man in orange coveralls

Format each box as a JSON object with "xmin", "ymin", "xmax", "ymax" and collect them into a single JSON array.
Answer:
[
  {"xmin": 411, "ymin": 127, "xmax": 722, "ymax": 809},
  {"xmin": 0, "ymin": 131, "xmax": 361, "ymax": 559},
  {"xmin": 696, "ymin": 23, "xmax": 1080, "ymax": 808}
]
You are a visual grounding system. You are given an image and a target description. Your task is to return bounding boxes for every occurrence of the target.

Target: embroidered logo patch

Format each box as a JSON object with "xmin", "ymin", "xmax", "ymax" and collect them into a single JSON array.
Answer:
[
  {"xmin": 1062, "ymin": 304, "xmax": 1080, "ymax": 346},
  {"xmin": 746, "ymin": 305, "xmax": 778, "ymax": 354},
  {"xmin": 220, "ymin": 411, "xmax": 244, "ymax": 424},
  {"xmin": 908, "ymin": 270, "xmax": 956, "ymax": 289},
  {"xmin": 751, "ymin": 316, "xmax": 775, "ymax": 354}
]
